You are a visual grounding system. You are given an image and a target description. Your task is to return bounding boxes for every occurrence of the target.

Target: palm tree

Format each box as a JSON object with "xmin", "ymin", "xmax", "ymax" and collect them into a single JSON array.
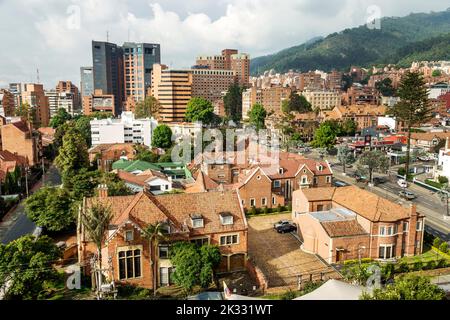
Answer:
[
  {"xmin": 143, "ymin": 222, "xmax": 169, "ymax": 296},
  {"xmin": 80, "ymin": 200, "xmax": 112, "ymax": 293}
]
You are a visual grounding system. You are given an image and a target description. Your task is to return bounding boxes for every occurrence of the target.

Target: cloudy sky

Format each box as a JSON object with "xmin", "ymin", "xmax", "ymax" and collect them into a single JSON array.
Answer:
[{"xmin": 0, "ymin": 0, "xmax": 448, "ymax": 88}]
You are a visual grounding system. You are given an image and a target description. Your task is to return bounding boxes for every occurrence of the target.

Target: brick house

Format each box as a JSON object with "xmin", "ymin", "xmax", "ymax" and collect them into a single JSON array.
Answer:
[
  {"xmin": 409, "ymin": 131, "xmax": 450, "ymax": 152},
  {"xmin": 292, "ymin": 186, "xmax": 425, "ymax": 263},
  {"xmin": 77, "ymin": 188, "xmax": 248, "ymax": 289},
  {"xmin": 88, "ymin": 143, "xmax": 137, "ymax": 171},
  {"xmin": 0, "ymin": 150, "xmax": 28, "ymax": 183},
  {"xmin": 237, "ymin": 153, "xmax": 333, "ymax": 210},
  {"xmin": 0, "ymin": 119, "xmax": 41, "ymax": 166}
]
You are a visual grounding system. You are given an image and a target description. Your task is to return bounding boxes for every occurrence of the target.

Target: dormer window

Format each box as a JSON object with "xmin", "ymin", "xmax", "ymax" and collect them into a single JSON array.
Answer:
[
  {"xmin": 220, "ymin": 212, "xmax": 234, "ymax": 225},
  {"xmin": 279, "ymin": 167, "xmax": 284, "ymax": 174},
  {"xmin": 191, "ymin": 214, "xmax": 204, "ymax": 229},
  {"xmin": 317, "ymin": 165, "xmax": 323, "ymax": 171},
  {"xmin": 125, "ymin": 230, "xmax": 134, "ymax": 241}
]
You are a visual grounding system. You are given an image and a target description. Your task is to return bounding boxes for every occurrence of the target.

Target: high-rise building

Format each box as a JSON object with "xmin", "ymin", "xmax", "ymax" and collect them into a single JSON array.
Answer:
[
  {"xmin": 151, "ymin": 64, "xmax": 192, "ymax": 122},
  {"xmin": 122, "ymin": 42, "xmax": 160, "ymax": 103},
  {"xmin": 45, "ymin": 90, "xmax": 76, "ymax": 117},
  {"xmin": 0, "ymin": 89, "xmax": 15, "ymax": 117},
  {"xmin": 56, "ymin": 81, "xmax": 80, "ymax": 111},
  {"xmin": 92, "ymin": 41, "xmax": 124, "ymax": 115},
  {"xmin": 20, "ymin": 84, "xmax": 50, "ymax": 127},
  {"xmin": 196, "ymin": 49, "xmax": 250, "ymax": 87},
  {"xmin": 80, "ymin": 66, "xmax": 94, "ymax": 99},
  {"xmin": 8, "ymin": 83, "xmax": 24, "ymax": 108},
  {"xmin": 91, "ymin": 41, "xmax": 161, "ymax": 115},
  {"xmin": 302, "ymin": 90, "xmax": 341, "ymax": 111}
]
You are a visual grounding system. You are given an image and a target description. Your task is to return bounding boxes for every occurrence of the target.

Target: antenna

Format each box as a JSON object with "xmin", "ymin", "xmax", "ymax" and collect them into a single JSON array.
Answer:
[
  {"xmin": 36, "ymin": 68, "xmax": 40, "ymax": 84},
  {"xmin": 106, "ymin": 30, "xmax": 109, "ymax": 42},
  {"xmin": 128, "ymin": 28, "xmax": 130, "ymax": 42}
]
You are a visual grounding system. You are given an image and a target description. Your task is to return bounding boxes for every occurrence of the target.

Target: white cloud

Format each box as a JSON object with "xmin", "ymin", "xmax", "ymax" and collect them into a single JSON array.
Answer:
[{"xmin": 0, "ymin": 0, "xmax": 449, "ymax": 88}]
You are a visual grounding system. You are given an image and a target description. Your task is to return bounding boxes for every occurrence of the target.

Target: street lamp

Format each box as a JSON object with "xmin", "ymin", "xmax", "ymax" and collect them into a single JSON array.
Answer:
[{"xmin": 358, "ymin": 245, "xmax": 366, "ymax": 266}]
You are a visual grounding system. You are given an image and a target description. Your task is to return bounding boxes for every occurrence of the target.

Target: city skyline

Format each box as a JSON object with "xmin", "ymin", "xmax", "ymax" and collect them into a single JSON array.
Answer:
[{"xmin": 0, "ymin": 0, "xmax": 449, "ymax": 88}]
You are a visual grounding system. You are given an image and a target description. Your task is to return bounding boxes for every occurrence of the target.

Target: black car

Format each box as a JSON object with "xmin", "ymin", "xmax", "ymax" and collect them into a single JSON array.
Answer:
[
  {"xmin": 373, "ymin": 177, "xmax": 386, "ymax": 184},
  {"xmin": 276, "ymin": 223, "xmax": 297, "ymax": 233}
]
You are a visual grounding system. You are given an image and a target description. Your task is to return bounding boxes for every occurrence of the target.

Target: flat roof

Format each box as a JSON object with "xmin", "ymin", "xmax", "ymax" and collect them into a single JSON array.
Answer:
[{"xmin": 310, "ymin": 207, "xmax": 356, "ymax": 222}]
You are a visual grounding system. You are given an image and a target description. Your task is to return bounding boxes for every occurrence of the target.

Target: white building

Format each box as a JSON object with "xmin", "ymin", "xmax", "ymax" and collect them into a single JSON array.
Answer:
[
  {"xmin": 167, "ymin": 122, "xmax": 203, "ymax": 143},
  {"xmin": 381, "ymin": 96, "xmax": 400, "ymax": 107},
  {"xmin": 436, "ymin": 137, "xmax": 450, "ymax": 180},
  {"xmin": 377, "ymin": 116, "xmax": 398, "ymax": 132},
  {"xmin": 45, "ymin": 90, "xmax": 75, "ymax": 117},
  {"xmin": 302, "ymin": 90, "xmax": 340, "ymax": 111},
  {"xmin": 90, "ymin": 112, "xmax": 158, "ymax": 147}
]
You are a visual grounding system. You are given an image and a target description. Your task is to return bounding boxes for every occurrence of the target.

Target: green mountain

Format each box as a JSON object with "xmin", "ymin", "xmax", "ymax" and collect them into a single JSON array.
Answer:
[{"xmin": 250, "ymin": 9, "xmax": 450, "ymax": 75}]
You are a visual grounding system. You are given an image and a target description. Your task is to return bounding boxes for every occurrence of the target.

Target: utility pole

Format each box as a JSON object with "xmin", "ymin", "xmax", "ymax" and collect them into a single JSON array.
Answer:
[
  {"xmin": 41, "ymin": 157, "xmax": 45, "ymax": 185},
  {"xmin": 25, "ymin": 167, "xmax": 29, "ymax": 198}
]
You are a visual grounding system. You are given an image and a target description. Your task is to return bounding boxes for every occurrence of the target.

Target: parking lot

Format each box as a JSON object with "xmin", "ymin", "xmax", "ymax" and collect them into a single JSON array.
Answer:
[{"xmin": 247, "ymin": 213, "xmax": 339, "ymax": 288}]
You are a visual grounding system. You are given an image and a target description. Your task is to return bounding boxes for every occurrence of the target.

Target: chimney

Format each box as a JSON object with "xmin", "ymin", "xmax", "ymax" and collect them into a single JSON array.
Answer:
[
  {"xmin": 98, "ymin": 184, "xmax": 108, "ymax": 198},
  {"xmin": 409, "ymin": 203, "xmax": 417, "ymax": 217},
  {"xmin": 446, "ymin": 137, "xmax": 450, "ymax": 152}
]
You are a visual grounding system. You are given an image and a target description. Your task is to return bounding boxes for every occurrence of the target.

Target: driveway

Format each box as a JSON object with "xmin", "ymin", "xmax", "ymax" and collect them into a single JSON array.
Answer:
[{"xmin": 248, "ymin": 213, "xmax": 339, "ymax": 288}]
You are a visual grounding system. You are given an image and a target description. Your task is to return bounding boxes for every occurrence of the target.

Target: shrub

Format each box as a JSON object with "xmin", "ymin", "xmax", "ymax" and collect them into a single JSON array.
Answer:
[
  {"xmin": 277, "ymin": 204, "xmax": 282, "ymax": 213},
  {"xmin": 438, "ymin": 176, "xmax": 448, "ymax": 184},
  {"xmin": 439, "ymin": 242, "xmax": 448, "ymax": 254},
  {"xmin": 436, "ymin": 259, "xmax": 447, "ymax": 269},
  {"xmin": 413, "ymin": 261, "xmax": 423, "ymax": 271},
  {"xmin": 287, "ymin": 203, "xmax": 292, "ymax": 211},
  {"xmin": 280, "ymin": 290, "xmax": 297, "ymax": 300},
  {"xmin": 425, "ymin": 260, "xmax": 436, "ymax": 270},
  {"xmin": 249, "ymin": 206, "xmax": 257, "ymax": 215},
  {"xmin": 433, "ymin": 237, "xmax": 442, "ymax": 248},
  {"xmin": 262, "ymin": 206, "xmax": 269, "ymax": 214},
  {"xmin": 397, "ymin": 261, "xmax": 409, "ymax": 273},
  {"xmin": 382, "ymin": 263, "xmax": 395, "ymax": 280},
  {"xmin": 398, "ymin": 167, "xmax": 406, "ymax": 176}
]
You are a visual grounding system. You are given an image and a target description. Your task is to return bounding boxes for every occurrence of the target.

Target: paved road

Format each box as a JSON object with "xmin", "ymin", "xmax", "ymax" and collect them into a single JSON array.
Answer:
[{"xmin": 0, "ymin": 165, "xmax": 61, "ymax": 244}]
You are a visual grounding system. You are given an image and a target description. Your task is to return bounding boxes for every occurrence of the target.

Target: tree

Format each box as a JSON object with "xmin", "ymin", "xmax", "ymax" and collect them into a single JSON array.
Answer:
[
  {"xmin": 360, "ymin": 275, "xmax": 446, "ymax": 300},
  {"xmin": 49, "ymin": 108, "xmax": 72, "ymax": 129},
  {"xmin": 152, "ymin": 125, "xmax": 173, "ymax": 150},
  {"xmin": 432, "ymin": 70, "xmax": 442, "ymax": 77},
  {"xmin": 25, "ymin": 187, "xmax": 73, "ymax": 231},
  {"xmin": 387, "ymin": 72, "xmax": 432, "ymax": 178},
  {"xmin": 282, "ymin": 92, "xmax": 312, "ymax": 113},
  {"xmin": 143, "ymin": 222, "xmax": 168, "ymax": 295},
  {"xmin": 437, "ymin": 183, "xmax": 450, "ymax": 217},
  {"xmin": 55, "ymin": 127, "xmax": 89, "ymax": 177},
  {"xmin": 341, "ymin": 119, "xmax": 358, "ymax": 136},
  {"xmin": 169, "ymin": 242, "xmax": 222, "ymax": 294},
  {"xmin": 375, "ymin": 78, "xmax": 395, "ymax": 97},
  {"xmin": 135, "ymin": 96, "xmax": 160, "ymax": 119},
  {"xmin": 134, "ymin": 145, "xmax": 159, "ymax": 163},
  {"xmin": 170, "ymin": 242, "xmax": 202, "ymax": 293},
  {"xmin": 337, "ymin": 144, "xmax": 355, "ymax": 174},
  {"xmin": 0, "ymin": 235, "xmax": 61, "ymax": 299},
  {"xmin": 311, "ymin": 123, "xmax": 336, "ymax": 149},
  {"xmin": 357, "ymin": 150, "xmax": 389, "ymax": 184},
  {"xmin": 185, "ymin": 97, "xmax": 215, "ymax": 124},
  {"xmin": 98, "ymin": 172, "xmax": 133, "ymax": 197},
  {"xmin": 223, "ymin": 83, "xmax": 243, "ymax": 122},
  {"xmin": 248, "ymin": 103, "xmax": 267, "ymax": 130},
  {"xmin": 80, "ymin": 200, "xmax": 112, "ymax": 295}
]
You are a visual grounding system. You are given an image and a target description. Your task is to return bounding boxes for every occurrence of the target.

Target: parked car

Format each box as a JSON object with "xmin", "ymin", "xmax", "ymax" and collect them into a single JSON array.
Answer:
[
  {"xmin": 353, "ymin": 173, "xmax": 368, "ymax": 183},
  {"xmin": 333, "ymin": 180, "xmax": 349, "ymax": 187},
  {"xmin": 397, "ymin": 179, "xmax": 408, "ymax": 188},
  {"xmin": 373, "ymin": 177, "xmax": 387, "ymax": 184},
  {"xmin": 273, "ymin": 220, "xmax": 290, "ymax": 229},
  {"xmin": 399, "ymin": 190, "xmax": 416, "ymax": 200},
  {"xmin": 276, "ymin": 223, "xmax": 297, "ymax": 233}
]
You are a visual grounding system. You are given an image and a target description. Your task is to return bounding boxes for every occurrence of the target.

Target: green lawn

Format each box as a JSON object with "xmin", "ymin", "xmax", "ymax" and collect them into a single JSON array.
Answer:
[{"xmin": 400, "ymin": 248, "xmax": 450, "ymax": 264}]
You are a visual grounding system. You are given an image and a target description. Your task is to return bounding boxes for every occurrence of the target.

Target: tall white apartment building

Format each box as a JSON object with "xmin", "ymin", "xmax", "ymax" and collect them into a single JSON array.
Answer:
[{"xmin": 90, "ymin": 111, "xmax": 158, "ymax": 147}]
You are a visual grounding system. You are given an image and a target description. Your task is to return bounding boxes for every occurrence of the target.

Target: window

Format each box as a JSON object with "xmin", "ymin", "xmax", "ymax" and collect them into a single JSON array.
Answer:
[
  {"xmin": 416, "ymin": 220, "xmax": 422, "ymax": 231},
  {"xmin": 403, "ymin": 221, "xmax": 409, "ymax": 232},
  {"xmin": 118, "ymin": 249, "xmax": 142, "ymax": 280},
  {"xmin": 191, "ymin": 237, "xmax": 209, "ymax": 246},
  {"xmin": 125, "ymin": 230, "xmax": 134, "ymax": 241},
  {"xmin": 301, "ymin": 176, "xmax": 308, "ymax": 184},
  {"xmin": 191, "ymin": 215, "xmax": 204, "ymax": 228},
  {"xmin": 326, "ymin": 176, "xmax": 331, "ymax": 183},
  {"xmin": 379, "ymin": 226, "xmax": 385, "ymax": 236},
  {"xmin": 272, "ymin": 196, "xmax": 276, "ymax": 205},
  {"xmin": 159, "ymin": 245, "xmax": 169, "ymax": 259},
  {"xmin": 250, "ymin": 198, "xmax": 256, "ymax": 207},
  {"xmin": 220, "ymin": 234, "xmax": 239, "ymax": 246},
  {"xmin": 220, "ymin": 213, "xmax": 233, "ymax": 225},
  {"xmin": 313, "ymin": 177, "xmax": 318, "ymax": 184},
  {"xmin": 256, "ymin": 175, "xmax": 261, "ymax": 180},
  {"xmin": 379, "ymin": 245, "xmax": 395, "ymax": 259},
  {"xmin": 273, "ymin": 180, "xmax": 281, "ymax": 188},
  {"xmin": 261, "ymin": 197, "xmax": 267, "ymax": 206}
]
